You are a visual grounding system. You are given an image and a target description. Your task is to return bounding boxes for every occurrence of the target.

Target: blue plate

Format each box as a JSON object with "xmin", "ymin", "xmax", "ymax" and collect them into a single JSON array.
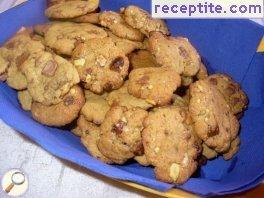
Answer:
[{"xmin": 1, "ymin": 0, "xmax": 264, "ymax": 196}]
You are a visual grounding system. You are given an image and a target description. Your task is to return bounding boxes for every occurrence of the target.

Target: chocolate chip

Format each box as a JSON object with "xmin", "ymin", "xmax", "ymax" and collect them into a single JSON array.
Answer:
[
  {"xmin": 64, "ymin": 96, "xmax": 75, "ymax": 106},
  {"xmin": 134, "ymin": 143, "xmax": 144, "ymax": 156},
  {"xmin": 197, "ymin": 155, "xmax": 207, "ymax": 166},
  {"xmin": 112, "ymin": 120, "xmax": 126, "ymax": 135},
  {"xmin": 208, "ymin": 126, "xmax": 219, "ymax": 137},
  {"xmin": 104, "ymin": 83, "xmax": 113, "ymax": 92},
  {"xmin": 226, "ymin": 86, "xmax": 236, "ymax": 95},
  {"xmin": 16, "ymin": 52, "xmax": 30, "ymax": 69},
  {"xmin": 179, "ymin": 46, "xmax": 189, "ymax": 58},
  {"xmin": 41, "ymin": 60, "xmax": 58, "ymax": 77},
  {"xmin": 209, "ymin": 78, "xmax": 218, "ymax": 85},
  {"xmin": 136, "ymin": 75, "xmax": 150, "ymax": 85},
  {"xmin": 110, "ymin": 57, "xmax": 124, "ymax": 72}
]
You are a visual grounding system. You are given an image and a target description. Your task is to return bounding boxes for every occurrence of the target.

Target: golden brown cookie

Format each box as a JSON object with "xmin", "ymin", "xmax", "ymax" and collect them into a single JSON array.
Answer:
[
  {"xmin": 99, "ymin": 11, "xmax": 144, "ymax": 42},
  {"xmin": 18, "ymin": 90, "xmax": 33, "ymax": 111},
  {"xmin": 98, "ymin": 106, "xmax": 148, "ymax": 164},
  {"xmin": 189, "ymin": 79, "xmax": 240, "ymax": 153},
  {"xmin": 208, "ymin": 74, "xmax": 248, "ymax": 115},
  {"xmin": 128, "ymin": 67, "xmax": 181, "ymax": 106},
  {"xmin": 129, "ymin": 50, "xmax": 160, "ymax": 70},
  {"xmin": 72, "ymin": 37, "xmax": 129, "ymax": 94},
  {"xmin": 74, "ymin": 115, "xmax": 113, "ymax": 163},
  {"xmin": 148, "ymin": 32, "xmax": 200, "ymax": 76},
  {"xmin": 45, "ymin": 0, "xmax": 99, "ymax": 19},
  {"xmin": 21, "ymin": 51, "xmax": 80, "ymax": 105},
  {"xmin": 44, "ymin": 22, "xmax": 107, "ymax": 55},
  {"xmin": 31, "ymin": 85, "xmax": 85, "ymax": 126},
  {"xmin": 106, "ymin": 82, "xmax": 153, "ymax": 110},
  {"xmin": 142, "ymin": 107, "xmax": 200, "ymax": 184},
  {"xmin": 81, "ymin": 90, "xmax": 110, "ymax": 125},
  {"xmin": 124, "ymin": 5, "xmax": 169, "ymax": 36}
]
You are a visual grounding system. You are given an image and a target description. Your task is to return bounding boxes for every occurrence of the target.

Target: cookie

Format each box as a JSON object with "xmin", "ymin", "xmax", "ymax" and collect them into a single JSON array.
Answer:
[
  {"xmin": 4, "ymin": 28, "xmax": 45, "ymax": 90},
  {"xmin": 202, "ymin": 143, "xmax": 218, "ymax": 159},
  {"xmin": 128, "ymin": 67, "xmax": 181, "ymax": 106},
  {"xmin": 223, "ymin": 137, "xmax": 240, "ymax": 160},
  {"xmin": 45, "ymin": 0, "xmax": 99, "ymax": 19},
  {"xmin": 148, "ymin": 32, "xmax": 200, "ymax": 76},
  {"xmin": 21, "ymin": 51, "xmax": 80, "ymax": 105},
  {"xmin": 106, "ymin": 82, "xmax": 153, "ymax": 110},
  {"xmin": 129, "ymin": 50, "xmax": 159, "ymax": 70},
  {"xmin": 107, "ymin": 31, "xmax": 144, "ymax": 55},
  {"xmin": 208, "ymin": 74, "xmax": 248, "ymax": 115},
  {"xmin": 74, "ymin": 115, "xmax": 113, "ymax": 163},
  {"xmin": 189, "ymin": 79, "xmax": 240, "ymax": 153},
  {"xmin": 124, "ymin": 5, "xmax": 169, "ymax": 36},
  {"xmin": 44, "ymin": 22, "xmax": 107, "ymax": 55},
  {"xmin": 196, "ymin": 63, "xmax": 208, "ymax": 80},
  {"xmin": 142, "ymin": 107, "xmax": 200, "ymax": 184},
  {"xmin": 81, "ymin": 90, "xmax": 110, "ymax": 125},
  {"xmin": 98, "ymin": 106, "xmax": 148, "ymax": 164},
  {"xmin": 99, "ymin": 11, "xmax": 144, "ymax": 42},
  {"xmin": 31, "ymin": 85, "xmax": 85, "ymax": 126},
  {"xmin": 71, "ymin": 13, "xmax": 100, "ymax": 24},
  {"xmin": 18, "ymin": 90, "xmax": 33, "ymax": 111},
  {"xmin": 72, "ymin": 37, "xmax": 129, "ymax": 94}
]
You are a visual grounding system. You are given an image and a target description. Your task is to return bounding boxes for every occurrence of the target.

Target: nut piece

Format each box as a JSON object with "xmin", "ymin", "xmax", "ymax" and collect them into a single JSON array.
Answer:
[
  {"xmin": 110, "ymin": 57, "xmax": 124, "ymax": 72},
  {"xmin": 41, "ymin": 60, "xmax": 58, "ymax": 77},
  {"xmin": 169, "ymin": 163, "xmax": 180, "ymax": 181}
]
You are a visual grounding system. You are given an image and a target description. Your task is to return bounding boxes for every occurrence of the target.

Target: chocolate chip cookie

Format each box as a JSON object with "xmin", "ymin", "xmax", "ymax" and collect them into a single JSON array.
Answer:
[
  {"xmin": 44, "ymin": 22, "xmax": 107, "ymax": 55},
  {"xmin": 21, "ymin": 51, "xmax": 80, "ymax": 105},
  {"xmin": 124, "ymin": 5, "xmax": 169, "ymax": 36},
  {"xmin": 99, "ymin": 11, "xmax": 144, "ymax": 42},
  {"xmin": 45, "ymin": 0, "xmax": 99, "ymax": 19},
  {"xmin": 142, "ymin": 107, "xmax": 200, "ymax": 184},
  {"xmin": 148, "ymin": 32, "xmax": 200, "ymax": 76},
  {"xmin": 189, "ymin": 79, "xmax": 240, "ymax": 153},
  {"xmin": 208, "ymin": 74, "xmax": 248, "ymax": 115},
  {"xmin": 72, "ymin": 37, "xmax": 129, "ymax": 94},
  {"xmin": 31, "ymin": 85, "xmax": 85, "ymax": 126},
  {"xmin": 128, "ymin": 67, "xmax": 181, "ymax": 106},
  {"xmin": 98, "ymin": 106, "xmax": 148, "ymax": 164}
]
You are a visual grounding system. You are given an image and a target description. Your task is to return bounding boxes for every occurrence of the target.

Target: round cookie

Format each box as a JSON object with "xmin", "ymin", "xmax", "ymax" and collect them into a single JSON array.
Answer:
[
  {"xmin": 106, "ymin": 82, "xmax": 153, "ymax": 110},
  {"xmin": 127, "ymin": 67, "xmax": 181, "ymax": 106},
  {"xmin": 142, "ymin": 107, "xmax": 200, "ymax": 184},
  {"xmin": 129, "ymin": 50, "xmax": 160, "ymax": 70},
  {"xmin": 223, "ymin": 137, "xmax": 240, "ymax": 160},
  {"xmin": 123, "ymin": 5, "xmax": 169, "ymax": 37},
  {"xmin": 107, "ymin": 31, "xmax": 144, "ymax": 55},
  {"xmin": 72, "ymin": 37, "xmax": 129, "ymax": 94},
  {"xmin": 18, "ymin": 90, "xmax": 33, "ymax": 111},
  {"xmin": 196, "ymin": 63, "xmax": 208, "ymax": 80},
  {"xmin": 71, "ymin": 13, "xmax": 100, "ymax": 24},
  {"xmin": 99, "ymin": 11, "xmax": 144, "ymax": 42},
  {"xmin": 45, "ymin": 0, "xmax": 99, "ymax": 19},
  {"xmin": 44, "ymin": 22, "xmax": 107, "ymax": 55},
  {"xmin": 31, "ymin": 85, "xmax": 85, "ymax": 126},
  {"xmin": 189, "ymin": 79, "xmax": 240, "ymax": 153},
  {"xmin": 148, "ymin": 32, "xmax": 200, "ymax": 76},
  {"xmin": 208, "ymin": 74, "xmax": 248, "ymax": 115},
  {"xmin": 21, "ymin": 51, "xmax": 80, "ymax": 105},
  {"xmin": 81, "ymin": 90, "xmax": 110, "ymax": 125},
  {"xmin": 76, "ymin": 115, "xmax": 113, "ymax": 163},
  {"xmin": 98, "ymin": 106, "xmax": 148, "ymax": 164}
]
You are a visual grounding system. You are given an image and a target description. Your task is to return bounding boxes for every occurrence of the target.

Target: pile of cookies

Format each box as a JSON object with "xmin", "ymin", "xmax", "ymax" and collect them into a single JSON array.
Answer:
[{"xmin": 0, "ymin": 0, "xmax": 248, "ymax": 184}]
